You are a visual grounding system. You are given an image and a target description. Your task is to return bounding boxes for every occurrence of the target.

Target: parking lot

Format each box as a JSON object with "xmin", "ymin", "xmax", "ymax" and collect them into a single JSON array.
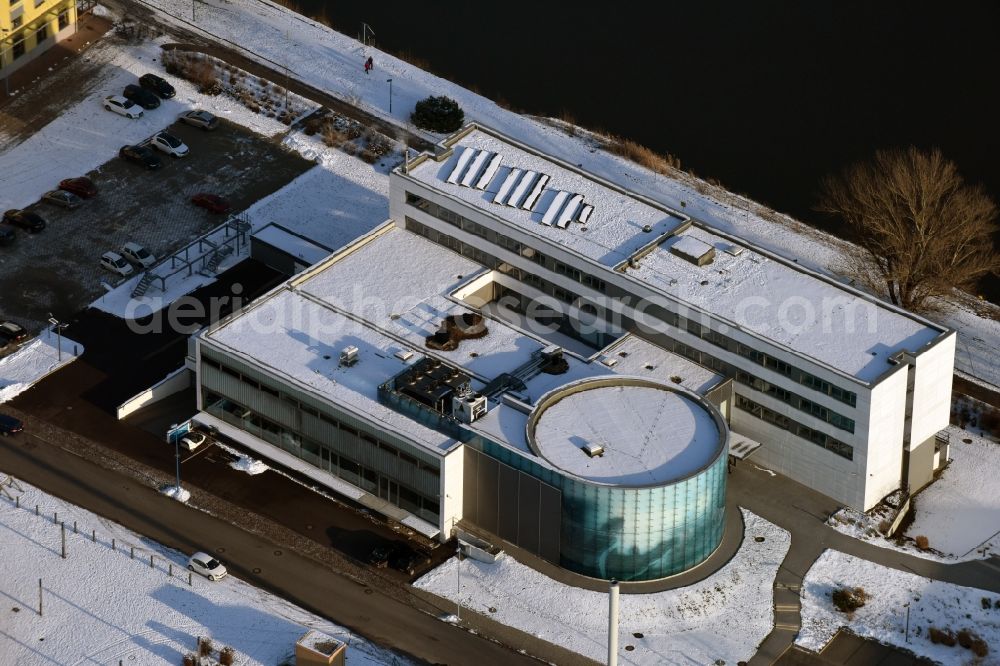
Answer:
[{"xmin": 0, "ymin": 118, "xmax": 313, "ymax": 331}]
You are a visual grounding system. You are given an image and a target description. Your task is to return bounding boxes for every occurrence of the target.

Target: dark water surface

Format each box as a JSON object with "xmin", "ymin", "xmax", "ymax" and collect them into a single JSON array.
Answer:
[{"xmin": 279, "ymin": 1, "xmax": 1000, "ymax": 300}]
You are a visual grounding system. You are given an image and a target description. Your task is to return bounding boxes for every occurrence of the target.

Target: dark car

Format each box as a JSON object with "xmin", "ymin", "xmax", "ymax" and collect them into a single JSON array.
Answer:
[
  {"xmin": 0, "ymin": 227, "xmax": 14, "ymax": 247},
  {"xmin": 2, "ymin": 209, "xmax": 46, "ymax": 232},
  {"xmin": 388, "ymin": 544, "xmax": 431, "ymax": 576},
  {"xmin": 119, "ymin": 145, "xmax": 162, "ymax": 170},
  {"xmin": 123, "ymin": 84, "xmax": 160, "ymax": 110},
  {"xmin": 0, "ymin": 414, "xmax": 23, "ymax": 436},
  {"xmin": 367, "ymin": 544, "xmax": 392, "ymax": 569},
  {"xmin": 190, "ymin": 193, "xmax": 230, "ymax": 214},
  {"xmin": 139, "ymin": 73, "xmax": 175, "ymax": 99},
  {"xmin": 0, "ymin": 320, "xmax": 27, "ymax": 344},
  {"xmin": 59, "ymin": 177, "xmax": 98, "ymax": 198}
]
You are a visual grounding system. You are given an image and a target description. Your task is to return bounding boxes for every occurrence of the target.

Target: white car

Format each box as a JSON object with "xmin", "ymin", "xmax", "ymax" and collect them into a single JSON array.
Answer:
[
  {"xmin": 104, "ymin": 95, "xmax": 143, "ymax": 119},
  {"xmin": 187, "ymin": 551, "xmax": 227, "ymax": 581},
  {"xmin": 150, "ymin": 131, "xmax": 189, "ymax": 158},
  {"xmin": 179, "ymin": 431, "xmax": 206, "ymax": 451},
  {"xmin": 120, "ymin": 241, "xmax": 156, "ymax": 269},
  {"xmin": 100, "ymin": 251, "xmax": 134, "ymax": 277}
]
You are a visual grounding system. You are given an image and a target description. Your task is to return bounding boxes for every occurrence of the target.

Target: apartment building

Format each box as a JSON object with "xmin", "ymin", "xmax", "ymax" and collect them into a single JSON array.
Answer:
[{"xmin": 1, "ymin": 0, "xmax": 76, "ymax": 80}]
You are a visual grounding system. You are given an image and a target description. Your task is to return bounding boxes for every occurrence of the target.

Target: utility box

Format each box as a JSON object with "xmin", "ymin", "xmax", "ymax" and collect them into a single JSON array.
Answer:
[
  {"xmin": 339, "ymin": 345, "xmax": 359, "ymax": 367},
  {"xmin": 295, "ymin": 630, "xmax": 346, "ymax": 666}
]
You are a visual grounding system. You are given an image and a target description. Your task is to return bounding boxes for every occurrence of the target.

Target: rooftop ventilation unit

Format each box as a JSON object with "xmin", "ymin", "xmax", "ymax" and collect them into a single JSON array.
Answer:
[
  {"xmin": 394, "ymin": 349, "xmax": 415, "ymax": 362},
  {"xmin": 541, "ymin": 191, "xmax": 571, "ymax": 226},
  {"xmin": 723, "ymin": 244, "xmax": 745, "ymax": 257},
  {"xmin": 599, "ymin": 355, "xmax": 619, "ymax": 368},
  {"xmin": 492, "ymin": 168, "xmax": 522, "ymax": 205},
  {"xmin": 452, "ymin": 393, "xmax": 488, "ymax": 423},
  {"xmin": 521, "ymin": 173, "xmax": 550, "ymax": 210},
  {"xmin": 340, "ymin": 345, "xmax": 359, "ymax": 366},
  {"xmin": 576, "ymin": 204, "xmax": 594, "ymax": 224},
  {"xmin": 556, "ymin": 194, "xmax": 585, "ymax": 229},
  {"xmin": 475, "ymin": 153, "xmax": 504, "ymax": 190},
  {"xmin": 446, "ymin": 147, "xmax": 476, "ymax": 184},
  {"xmin": 507, "ymin": 170, "xmax": 538, "ymax": 208},
  {"xmin": 669, "ymin": 236, "xmax": 716, "ymax": 266},
  {"xmin": 581, "ymin": 442, "xmax": 605, "ymax": 458},
  {"xmin": 461, "ymin": 150, "xmax": 492, "ymax": 187}
]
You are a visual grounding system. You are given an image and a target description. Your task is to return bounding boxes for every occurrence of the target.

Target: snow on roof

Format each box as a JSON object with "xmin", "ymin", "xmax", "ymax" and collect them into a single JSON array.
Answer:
[
  {"xmin": 206, "ymin": 287, "xmax": 457, "ymax": 455},
  {"xmin": 532, "ymin": 383, "xmax": 722, "ymax": 486},
  {"xmin": 297, "ymin": 226, "xmax": 480, "ymax": 329},
  {"xmin": 629, "ymin": 227, "xmax": 943, "ymax": 382},
  {"xmin": 669, "ymin": 234, "xmax": 715, "ymax": 262},
  {"xmin": 407, "ymin": 127, "xmax": 686, "ymax": 267}
]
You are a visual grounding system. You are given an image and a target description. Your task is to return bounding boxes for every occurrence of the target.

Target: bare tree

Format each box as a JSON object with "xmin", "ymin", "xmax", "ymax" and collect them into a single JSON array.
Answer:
[{"xmin": 818, "ymin": 147, "xmax": 1000, "ymax": 311}]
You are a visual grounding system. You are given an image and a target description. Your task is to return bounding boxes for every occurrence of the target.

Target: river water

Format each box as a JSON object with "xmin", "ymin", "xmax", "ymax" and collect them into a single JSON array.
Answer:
[{"xmin": 275, "ymin": 1, "xmax": 1000, "ymax": 301}]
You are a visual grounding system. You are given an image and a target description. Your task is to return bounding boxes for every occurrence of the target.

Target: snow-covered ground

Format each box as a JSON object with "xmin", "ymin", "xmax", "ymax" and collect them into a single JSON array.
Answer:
[
  {"xmin": 0, "ymin": 476, "xmax": 408, "ymax": 665},
  {"xmin": 0, "ymin": 333, "xmax": 83, "ymax": 404},
  {"xmin": 906, "ymin": 427, "xmax": 1000, "ymax": 558},
  {"xmin": 124, "ymin": 0, "xmax": 1000, "ymax": 389},
  {"xmin": 828, "ymin": 426, "xmax": 1000, "ymax": 562},
  {"xmin": 217, "ymin": 442, "xmax": 270, "ymax": 475},
  {"xmin": 415, "ymin": 510, "xmax": 789, "ymax": 665},
  {"xmin": 798, "ymin": 550, "xmax": 1000, "ymax": 665}
]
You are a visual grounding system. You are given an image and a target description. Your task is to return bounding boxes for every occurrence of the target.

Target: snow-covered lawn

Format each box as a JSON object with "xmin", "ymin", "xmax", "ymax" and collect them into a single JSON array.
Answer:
[
  {"xmin": 0, "ymin": 477, "xmax": 406, "ymax": 665},
  {"xmin": 0, "ymin": 333, "xmax": 83, "ymax": 404},
  {"xmin": 828, "ymin": 426, "xmax": 1000, "ymax": 562},
  {"xmin": 415, "ymin": 510, "xmax": 789, "ymax": 665},
  {"xmin": 798, "ymin": 550, "xmax": 1000, "ymax": 665},
  {"xmin": 906, "ymin": 427, "xmax": 1000, "ymax": 558}
]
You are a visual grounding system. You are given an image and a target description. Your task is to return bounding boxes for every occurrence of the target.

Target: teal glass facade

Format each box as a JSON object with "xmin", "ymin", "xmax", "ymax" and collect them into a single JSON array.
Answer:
[{"xmin": 477, "ymin": 436, "xmax": 727, "ymax": 581}]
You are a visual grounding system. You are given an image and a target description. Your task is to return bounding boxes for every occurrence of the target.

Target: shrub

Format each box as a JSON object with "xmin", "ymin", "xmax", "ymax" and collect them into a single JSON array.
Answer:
[
  {"xmin": 929, "ymin": 627, "xmax": 956, "ymax": 647},
  {"xmin": 219, "ymin": 646, "xmax": 236, "ymax": 665},
  {"xmin": 831, "ymin": 586, "xmax": 869, "ymax": 613},
  {"xmin": 182, "ymin": 655, "xmax": 195, "ymax": 666},
  {"xmin": 878, "ymin": 519, "xmax": 892, "ymax": 535},
  {"xmin": 983, "ymin": 597, "xmax": 992, "ymax": 610},
  {"xmin": 411, "ymin": 95, "xmax": 465, "ymax": 133},
  {"xmin": 914, "ymin": 535, "xmax": 930, "ymax": 550},
  {"xmin": 198, "ymin": 637, "xmax": 213, "ymax": 657},
  {"xmin": 603, "ymin": 136, "xmax": 681, "ymax": 175}
]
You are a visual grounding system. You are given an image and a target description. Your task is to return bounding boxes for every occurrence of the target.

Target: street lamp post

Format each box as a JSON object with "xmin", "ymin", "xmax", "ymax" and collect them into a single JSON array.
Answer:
[
  {"xmin": 386, "ymin": 78, "xmax": 393, "ymax": 114},
  {"xmin": 47, "ymin": 315, "xmax": 68, "ymax": 362},
  {"xmin": 174, "ymin": 435, "xmax": 182, "ymax": 492},
  {"xmin": 904, "ymin": 602, "xmax": 911, "ymax": 643}
]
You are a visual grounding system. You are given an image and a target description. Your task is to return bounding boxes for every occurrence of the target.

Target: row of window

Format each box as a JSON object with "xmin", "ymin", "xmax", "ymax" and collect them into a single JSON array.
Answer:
[
  {"xmin": 405, "ymin": 191, "xmax": 859, "ymax": 409},
  {"xmin": 202, "ymin": 354, "xmax": 440, "ymax": 475},
  {"xmin": 735, "ymin": 395, "xmax": 854, "ymax": 460},
  {"xmin": 1, "ymin": 11, "xmax": 70, "ymax": 66},
  {"xmin": 735, "ymin": 370, "xmax": 855, "ymax": 433},
  {"xmin": 205, "ymin": 393, "xmax": 441, "ymax": 521}
]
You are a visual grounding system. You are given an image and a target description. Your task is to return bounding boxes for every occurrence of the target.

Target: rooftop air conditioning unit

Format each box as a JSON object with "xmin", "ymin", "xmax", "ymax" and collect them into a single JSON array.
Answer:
[
  {"xmin": 340, "ymin": 345, "xmax": 359, "ymax": 367},
  {"xmin": 394, "ymin": 349, "xmax": 414, "ymax": 362},
  {"xmin": 452, "ymin": 393, "xmax": 487, "ymax": 423},
  {"xmin": 581, "ymin": 442, "xmax": 605, "ymax": 458}
]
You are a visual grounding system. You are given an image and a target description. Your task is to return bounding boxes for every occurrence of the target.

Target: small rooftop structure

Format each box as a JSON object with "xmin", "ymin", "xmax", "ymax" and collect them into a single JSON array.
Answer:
[{"xmin": 295, "ymin": 629, "xmax": 346, "ymax": 666}]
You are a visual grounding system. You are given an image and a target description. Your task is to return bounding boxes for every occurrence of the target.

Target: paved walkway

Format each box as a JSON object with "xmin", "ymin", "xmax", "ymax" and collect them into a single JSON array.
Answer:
[{"xmin": 728, "ymin": 462, "xmax": 1000, "ymax": 664}]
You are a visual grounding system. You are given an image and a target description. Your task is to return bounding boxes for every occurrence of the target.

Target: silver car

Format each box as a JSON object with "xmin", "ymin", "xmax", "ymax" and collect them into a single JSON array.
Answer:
[
  {"xmin": 179, "ymin": 110, "xmax": 219, "ymax": 130},
  {"xmin": 42, "ymin": 190, "xmax": 83, "ymax": 209},
  {"xmin": 150, "ymin": 131, "xmax": 189, "ymax": 158}
]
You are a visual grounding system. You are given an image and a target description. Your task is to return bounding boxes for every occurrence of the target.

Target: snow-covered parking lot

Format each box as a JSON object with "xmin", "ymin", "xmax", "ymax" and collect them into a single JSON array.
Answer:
[{"xmin": 0, "ymin": 476, "xmax": 407, "ymax": 665}]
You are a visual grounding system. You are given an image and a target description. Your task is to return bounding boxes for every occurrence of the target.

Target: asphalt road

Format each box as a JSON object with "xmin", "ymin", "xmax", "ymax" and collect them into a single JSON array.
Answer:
[{"xmin": 0, "ymin": 430, "xmax": 539, "ymax": 666}]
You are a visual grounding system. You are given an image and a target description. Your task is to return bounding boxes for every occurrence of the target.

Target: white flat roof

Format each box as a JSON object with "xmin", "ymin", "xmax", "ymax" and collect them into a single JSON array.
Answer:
[
  {"xmin": 629, "ymin": 227, "xmax": 942, "ymax": 382},
  {"xmin": 406, "ymin": 126, "xmax": 946, "ymax": 384},
  {"xmin": 407, "ymin": 127, "xmax": 686, "ymax": 268},
  {"xmin": 532, "ymin": 384, "xmax": 721, "ymax": 486},
  {"xmin": 206, "ymin": 287, "xmax": 457, "ymax": 455}
]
